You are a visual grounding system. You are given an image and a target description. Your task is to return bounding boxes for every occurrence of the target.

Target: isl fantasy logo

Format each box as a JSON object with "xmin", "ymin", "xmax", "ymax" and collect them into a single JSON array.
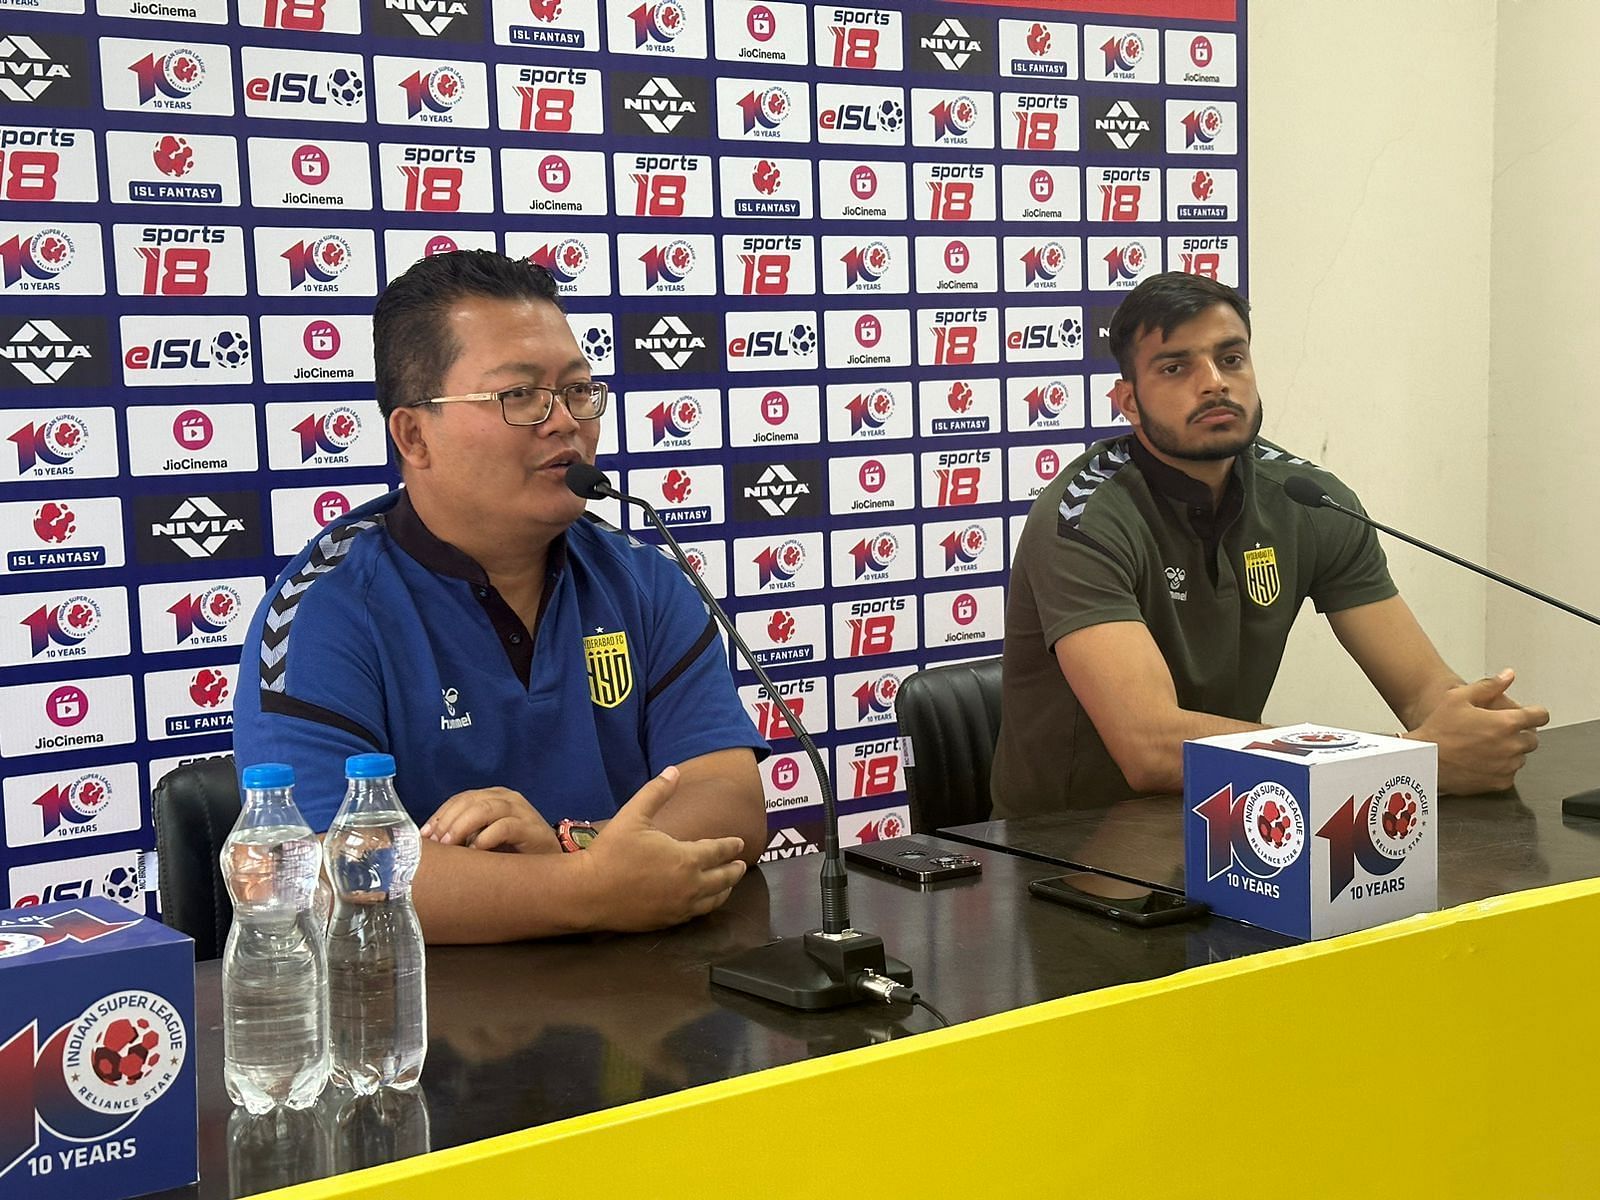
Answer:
[
  {"xmin": 31, "ymin": 772, "xmax": 115, "ymax": 837},
  {"xmin": 1193, "ymin": 780, "xmax": 1307, "ymax": 885},
  {"xmin": 845, "ymin": 387, "xmax": 895, "ymax": 434},
  {"xmin": 941, "ymin": 522, "xmax": 987, "ymax": 569},
  {"xmin": 928, "ymin": 95, "xmax": 978, "ymax": 141},
  {"xmin": 946, "ymin": 380, "xmax": 973, "ymax": 413},
  {"xmin": 1026, "ymin": 23, "xmax": 1051, "ymax": 57},
  {"xmin": 738, "ymin": 86, "xmax": 790, "ymax": 134},
  {"xmin": 840, "ymin": 241, "xmax": 891, "ymax": 289},
  {"xmin": 0, "ymin": 988, "xmax": 187, "ymax": 1182},
  {"xmin": 1100, "ymin": 30, "xmax": 1145, "ymax": 73},
  {"xmin": 128, "ymin": 47, "xmax": 206, "ymax": 105},
  {"xmin": 639, "ymin": 240, "xmax": 696, "ymax": 289},
  {"xmin": 0, "ymin": 229, "xmax": 75, "ymax": 288},
  {"xmin": 849, "ymin": 530, "xmax": 899, "ymax": 578},
  {"xmin": 1025, "ymin": 380, "xmax": 1071, "ymax": 425},
  {"xmin": 766, "ymin": 608, "xmax": 795, "ymax": 644},
  {"xmin": 753, "ymin": 538, "xmax": 805, "ymax": 588},
  {"xmin": 20, "ymin": 595, "xmax": 100, "ymax": 657},
  {"xmin": 151, "ymin": 135, "xmax": 194, "ymax": 178},
  {"xmin": 399, "ymin": 66, "xmax": 465, "ymax": 119},
  {"xmin": 292, "ymin": 407, "xmax": 361, "ymax": 461},
  {"xmin": 630, "ymin": 1, "xmax": 687, "ymax": 48},
  {"xmin": 1020, "ymin": 241, "xmax": 1068, "ymax": 287},
  {"xmin": 1183, "ymin": 105, "xmax": 1225, "ymax": 148},
  {"xmin": 646, "ymin": 395, "xmax": 701, "ymax": 444},
  {"xmin": 1316, "ymin": 774, "xmax": 1430, "ymax": 901},
  {"xmin": 167, "ymin": 583, "xmax": 243, "ymax": 645},
  {"xmin": 9, "ymin": 415, "xmax": 87, "ymax": 475},
  {"xmin": 752, "ymin": 159, "xmax": 782, "ymax": 195},
  {"xmin": 280, "ymin": 234, "xmax": 352, "ymax": 290},
  {"xmin": 525, "ymin": 239, "xmax": 589, "ymax": 286},
  {"xmin": 853, "ymin": 672, "xmax": 900, "ymax": 722},
  {"xmin": 32, "ymin": 501, "xmax": 76, "ymax": 545},
  {"xmin": 661, "ymin": 468, "xmax": 692, "ymax": 505},
  {"xmin": 188, "ymin": 668, "xmax": 230, "ymax": 709}
]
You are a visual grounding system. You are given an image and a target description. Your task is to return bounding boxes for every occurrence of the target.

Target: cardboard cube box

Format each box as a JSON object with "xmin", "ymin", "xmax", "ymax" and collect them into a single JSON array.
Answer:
[{"xmin": 1183, "ymin": 724, "xmax": 1437, "ymax": 939}]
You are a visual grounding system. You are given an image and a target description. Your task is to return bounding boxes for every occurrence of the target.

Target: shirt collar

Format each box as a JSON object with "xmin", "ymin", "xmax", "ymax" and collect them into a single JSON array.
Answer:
[
  {"xmin": 1127, "ymin": 434, "xmax": 1250, "ymax": 519},
  {"xmin": 386, "ymin": 489, "xmax": 569, "ymax": 584}
]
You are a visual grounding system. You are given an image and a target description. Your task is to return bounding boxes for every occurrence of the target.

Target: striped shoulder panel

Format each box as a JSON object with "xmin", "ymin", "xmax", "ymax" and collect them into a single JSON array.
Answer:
[
  {"xmin": 1253, "ymin": 439, "xmax": 1318, "ymax": 468},
  {"xmin": 1056, "ymin": 439, "xmax": 1135, "ymax": 535},
  {"xmin": 580, "ymin": 509, "xmax": 644, "ymax": 549},
  {"xmin": 259, "ymin": 517, "xmax": 381, "ymax": 693}
]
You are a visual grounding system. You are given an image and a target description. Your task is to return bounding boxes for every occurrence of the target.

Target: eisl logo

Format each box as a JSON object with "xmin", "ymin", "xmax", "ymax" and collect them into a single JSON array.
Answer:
[
  {"xmin": 621, "ymin": 387, "xmax": 723, "ymax": 453},
  {"xmin": 730, "ymin": 459, "xmax": 822, "ymax": 520},
  {"xmin": 830, "ymin": 521, "xmax": 916, "ymax": 584},
  {"xmin": 717, "ymin": 77, "xmax": 810, "ymax": 142},
  {"xmin": 0, "ymin": 676, "xmax": 136, "ymax": 757},
  {"xmin": 1001, "ymin": 163, "xmax": 1079, "ymax": 223},
  {"xmin": 919, "ymin": 377, "xmax": 999, "ymax": 437},
  {"xmin": 913, "ymin": 89, "xmax": 993, "ymax": 149},
  {"xmin": 256, "ymin": 227, "xmax": 378, "ymax": 295},
  {"xmin": 913, "ymin": 162, "xmax": 996, "ymax": 222},
  {"xmin": 143, "ymin": 664, "xmax": 236, "ymax": 739},
  {"xmin": 374, "ymin": 57, "xmax": 488, "ymax": 128},
  {"xmin": 1090, "ymin": 236, "xmax": 1160, "ymax": 291},
  {"xmin": 817, "ymin": 158, "xmax": 907, "ymax": 220},
  {"xmin": 1001, "ymin": 235, "xmax": 1082, "ymax": 293},
  {"xmin": 728, "ymin": 383, "xmax": 819, "ymax": 447},
  {"xmin": 266, "ymin": 401, "xmax": 384, "ymax": 469},
  {"xmin": 1086, "ymin": 97, "xmax": 1155, "ymax": 154},
  {"xmin": 5, "ymin": 408, "xmax": 117, "ymax": 481},
  {"xmin": 822, "ymin": 308, "xmax": 910, "ymax": 370},
  {"xmin": 911, "ymin": 15, "xmax": 992, "ymax": 74},
  {"xmin": 247, "ymin": 137, "xmax": 373, "ymax": 211},
  {"xmin": 720, "ymin": 233, "xmax": 815, "ymax": 295},
  {"xmin": 1004, "ymin": 305, "xmax": 1086, "ymax": 364},
  {"xmin": 101, "ymin": 39, "xmax": 234, "ymax": 115},
  {"xmin": 725, "ymin": 311, "xmax": 819, "ymax": 373},
  {"xmin": 738, "ymin": 676, "xmax": 826, "ymax": 741},
  {"xmin": 1088, "ymin": 165, "xmax": 1160, "ymax": 222},
  {"xmin": 240, "ymin": 48, "xmax": 368, "ymax": 124},
  {"xmin": 1085, "ymin": 24, "xmax": 1158, "ymax": 84},
  {"xmin": 923, "ymin": 517, "xmax": 1002, "ymax": 577},
  {"xmin": 1168, "ymin": 234, "xmax": 1240, "ymax": 287},
  {"xmin": 712, "ymin": 1, "xmax": 808, "ymax": 67},
  {"xmin": 623, "ymin": 313, "xmax": 715, "ymax": 373},
  {"xmin": 616, "ymin": 233, "xmax": 715, "ymax": 296},
  {"xmin": 815, "ymin": 84, "xmax": 905, "ymax": 147},
  {"xmin": 1007, "ymin": 442, "xmax": 1081, "ymax": 501},
  {"xmin": 1163, "ymin": 28, "xmax": 1237, "ymax": 88},
  {"xmin": 105, "ymin": 130, "xmax": 238, "ymax": 206},
  {"xmin": 503, "ymin": 147, "xmax": 608, "ymax": 214},
  {"xmin": 0, "ymin": 126, "xmax": 98, "ymax": 205},
  {"xmin": 735, "ymin": 603, "xmax": 824, "ymax": 668},
  {"xmin": 3, "ymin": 763, "xmax": 142, "ymax": 847},
  {"xmin": 837, "ymin": 738, "xmax": 902, "ymax": 801},
  {"xmin": 135, "ymin": 493, "xmax": 259, "ymax": 564},
  {"xmin": 832, "ymin": 666, "xmax": 908, "ymax": 730},
  {"xmin": 0, "ymin": 34, "xmax": 90, "ymax": 107},
  {"xmin": 814, "ymin": 6, "xmax": 901, "ymax": 72},
  {"xmin": 913, "ymin": 234, "xmax": 998, "ymax": 292},
  {"xmin": 623, "ymin": 464, "xmax": 722, "ymax": 530},
  {"xmin": 505, "ymin": 230, "xmax": 612, "ymax": 296},
  {"xmin": 110, "ymin": 224, "xmax": 246, "ymax": 298},
  {"xmin": 1, "ymin": 497, "xmax": 123, "ymax": 575},
  {"xmin": 7, "ymin": 850, "xmax": 151, "ymax": 913},
  {"xmin": 0, "ymin": 317, "xmax": 105, "ymax": 388},
  {"xmin": 924, "ymin": 584, "xmax": 1005, "ymax": 647},
  {"xmin": 1006, "ymin": 375, "xmax": 1084, "ymax": 430},
  {"xmin": 138, "ymin": 577, "xmax": 261, "ymax": 653},
  {"xmin": 239, "ymin": 0, "xmax": 363, "ymax": 33},
  {"xmin": 1002, "ymin": 92, "xmax": 1077, "ymax": 153},
  {"xmin": 260, "ymin": 313, "xmax": 375, "ymax": 384},
  {"xmin": 831, "ymin": 595, "xmax": 916, "ymax": 660},
  {"xmin": 1168, "ymin": 166, "xmax": 1237, "ymax": 222},
  {"xmin": 611, "ymin": 151, "xmax": 713, "ymax": 218},
  {"xmin": 718, "ymin": 156, "xmax": 813, "ymax": 219},
  {"xmin": 609, "ymin": 0, "xmax": 707, "ymax": 58},
  {"xmin": 120, "ymin": 315, "xmax": 254, "ymax": 386},
  {"xmin": 611, "ymin": 73, "xmax": 709, "ymax": 137},
  {"xmin": 0, "ymin": 223, "xmax": 103, "ymax": 293},
  {"xmin": 821, "ymin": 235, "xmax": 907, "ymax": 294},
  {"xmin": 826, "ymin": 381, "xmax": 911, "ymax": 442},
  {"xmin": 921, "ymin": 447, "xmax": 1001, "ymax": 508},
  {"xmin": 379, "ymin": 143, "xmax": 492, "ymax": 214},
  {"xmin": 999, "ymin": 18, "xmax": 1077, "ymax": 79},
  {"xmin": 1168, "ymin": 100, "xmax": 1236, "ymax": 155},
  {"xmin": 734, "ymin": 531, "xmax": 822, "ymax": 593},
  {"xmin": 370, "ymin": 0, "xmax": 477, "ymax": 41},
  {"xmin": 917, "ymin": 306, "xmax": 1000, "ymax": 369},
  {"xmin": 492, "ymin": 0, "xmax": 599, "ymax": 48},
  {"xmin": 497, "ymin": 64, "xmax": 604, "ymax": 134},
  {"xmin": 1, "ymin": 586, "xmax": 127, "ymax": 666}
]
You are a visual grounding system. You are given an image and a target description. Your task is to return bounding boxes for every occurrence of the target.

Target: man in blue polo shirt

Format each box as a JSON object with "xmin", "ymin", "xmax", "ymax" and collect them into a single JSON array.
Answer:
[{"xmin": 233, "ymin": 251, "xmax": 768, "ymax": 943}]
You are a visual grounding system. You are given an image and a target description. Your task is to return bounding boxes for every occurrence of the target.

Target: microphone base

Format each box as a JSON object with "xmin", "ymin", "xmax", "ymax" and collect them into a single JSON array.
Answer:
[{"xmin": 710, "ymin": 929, "xmax": 913, "ymax": 1011}]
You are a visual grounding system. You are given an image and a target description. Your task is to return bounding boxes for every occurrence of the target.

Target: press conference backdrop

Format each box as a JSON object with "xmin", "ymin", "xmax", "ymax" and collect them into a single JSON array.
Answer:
[{"xmin": 0, "ymin": 0, "xmax": 1246, "ymax": 914}]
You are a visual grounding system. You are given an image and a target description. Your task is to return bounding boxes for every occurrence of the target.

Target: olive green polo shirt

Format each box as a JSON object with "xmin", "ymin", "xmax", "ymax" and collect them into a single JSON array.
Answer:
[{"xmin": 991, "ymin": 434, "xmax": 1397, "ymax": 816}]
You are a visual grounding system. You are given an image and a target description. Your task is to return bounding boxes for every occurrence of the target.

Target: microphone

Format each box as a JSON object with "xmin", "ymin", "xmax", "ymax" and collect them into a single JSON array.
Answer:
[
  {"xmin": 566, "ymin": 463, "xmax": 913, "ymax": 1010},
  {"xmin": 1283, "ymin": 475, "xmax": 1600, "ymax": 628}
]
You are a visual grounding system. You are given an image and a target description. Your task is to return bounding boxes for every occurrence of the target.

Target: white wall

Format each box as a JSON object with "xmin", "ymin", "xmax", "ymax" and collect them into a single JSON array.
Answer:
[
  {"xmin": 1250, "ymin": 1, "xmax": 1499, "ymax": 730},
  {"xmin": 1487, "ymin": 0, "xmax": 1600, "ymax": 726}
]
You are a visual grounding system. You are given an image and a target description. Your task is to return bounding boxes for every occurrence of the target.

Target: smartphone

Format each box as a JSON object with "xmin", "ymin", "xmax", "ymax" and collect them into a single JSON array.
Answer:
[
  {"xmin": 1029, "ymin": 871, "xmax": 1209, "ymax": 927},
  {"xmin": 844, "ymin": 836, "xmax": 983, "ymax": 883}
]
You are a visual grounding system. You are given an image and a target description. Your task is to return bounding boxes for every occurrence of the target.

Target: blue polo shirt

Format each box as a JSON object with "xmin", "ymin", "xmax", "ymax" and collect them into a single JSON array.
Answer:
[{"xmin": 232, "ymin": 490, "xmax": 767, "ymax": 831}]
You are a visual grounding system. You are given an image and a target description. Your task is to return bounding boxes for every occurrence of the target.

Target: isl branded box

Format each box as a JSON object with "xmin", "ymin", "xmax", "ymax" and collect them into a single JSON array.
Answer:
[
  {"xmin": 0, "ymin": 897, "xmax": 196, "ymax": 1200},
  {"xmin": 1183, "ymin": 724, "xmax": 1437, "ymax": 939}
]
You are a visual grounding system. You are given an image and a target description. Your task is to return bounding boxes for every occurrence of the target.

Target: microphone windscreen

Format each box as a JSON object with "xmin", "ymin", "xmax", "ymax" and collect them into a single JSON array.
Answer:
[
  {"xmin": 565, "ymin": 461, "xmax": 612, "ymax": 500},
  {"xmin": 1283, "ymin": 475, "xmax": 1330, "ymax": 508}
]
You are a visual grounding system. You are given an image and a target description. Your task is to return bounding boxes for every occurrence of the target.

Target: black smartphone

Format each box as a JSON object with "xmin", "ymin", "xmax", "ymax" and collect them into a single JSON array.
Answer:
[
  {"xmin": 844, "ymin": 836, "xmax": 983, "ymax": 883},
  {"xmin": 1028, "ymin": 871, "xmax": 1208, "ymax": 927}
]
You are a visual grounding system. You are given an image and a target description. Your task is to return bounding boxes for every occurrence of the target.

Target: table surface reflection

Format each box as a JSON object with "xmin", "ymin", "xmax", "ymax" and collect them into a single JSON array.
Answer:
[
  {"xmin": 943, "ymin": 720, "xmax": 1600, "ymax": 908},
  {"xmin": 157, "ymin": 836, "xmax": 1292, "ymax": 1199}
]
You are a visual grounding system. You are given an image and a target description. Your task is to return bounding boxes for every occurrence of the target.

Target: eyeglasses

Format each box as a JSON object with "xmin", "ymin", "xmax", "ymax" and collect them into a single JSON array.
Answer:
[{"xmin": 417, "ymin": 381, "xmax": 609, "ymax": 427}]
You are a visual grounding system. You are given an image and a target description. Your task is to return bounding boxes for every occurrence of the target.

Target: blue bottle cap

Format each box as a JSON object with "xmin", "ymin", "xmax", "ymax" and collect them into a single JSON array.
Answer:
[
  {"xmin": 240, "ymin": 762, "xmax": 294, "ymax": 790},
  {"xmin": 345, "ymin": 752, "xmax": 397, "ymax": 779}
]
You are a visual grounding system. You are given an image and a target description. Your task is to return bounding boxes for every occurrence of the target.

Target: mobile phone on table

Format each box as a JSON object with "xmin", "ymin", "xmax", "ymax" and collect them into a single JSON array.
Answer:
[
  {"xmin": 844, "ymin": 836, "xmax": 982, "ymax": 883},
  {"xmin": 1028, "ymin": 871, "xmax": 1208, "ymax": 927}
]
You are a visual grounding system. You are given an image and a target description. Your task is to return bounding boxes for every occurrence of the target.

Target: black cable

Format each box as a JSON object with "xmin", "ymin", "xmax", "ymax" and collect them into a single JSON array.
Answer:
[{"xmin": 912, "ymin": 996, "xmax": 951, "ymax": 1028}]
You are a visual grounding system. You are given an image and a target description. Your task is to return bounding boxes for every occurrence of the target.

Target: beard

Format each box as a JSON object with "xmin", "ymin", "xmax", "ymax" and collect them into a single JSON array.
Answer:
[{"xmin": 1133, "ymin": 391, "xmax": 1264, "ymax": 462}]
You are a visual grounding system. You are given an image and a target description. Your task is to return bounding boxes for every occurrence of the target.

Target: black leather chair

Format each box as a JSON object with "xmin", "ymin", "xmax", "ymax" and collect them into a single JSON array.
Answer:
[
  {"xmin": 152, "ymin": 754, "xmax": 242, "ymax": 961},
  {"xmin": 894, "ymin": 657, "xmax": 1003, "ymax": 833}
]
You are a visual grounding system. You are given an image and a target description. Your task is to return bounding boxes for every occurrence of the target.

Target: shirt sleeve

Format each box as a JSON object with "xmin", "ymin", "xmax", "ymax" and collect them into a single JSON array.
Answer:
[
  {"xmin": 637, "ymin": 554, "xmax": 770, "ymax": 772},
  {"xmin": 1022, "ymin": 512, "xmax": 1148, "ymax": 651},
  {"xmin": 1307, "ymin": 477, "xmax": 1399, "ymax": 615}
]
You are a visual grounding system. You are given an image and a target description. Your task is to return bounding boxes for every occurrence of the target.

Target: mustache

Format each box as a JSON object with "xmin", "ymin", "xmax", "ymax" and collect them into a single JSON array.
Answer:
[{"xmin": 1189, "ymin": 399, "xmax": 1247, "ymax": 423}]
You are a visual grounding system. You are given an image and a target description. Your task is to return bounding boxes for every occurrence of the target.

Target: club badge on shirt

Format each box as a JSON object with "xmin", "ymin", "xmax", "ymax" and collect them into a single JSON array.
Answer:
[
  {"xmin": 584, "ymin": 630, "xmax": 634, "ymax": 708},
  {"xmin": 1244, "ymin": 545, "xmax": 1281, "ymax": 607}
]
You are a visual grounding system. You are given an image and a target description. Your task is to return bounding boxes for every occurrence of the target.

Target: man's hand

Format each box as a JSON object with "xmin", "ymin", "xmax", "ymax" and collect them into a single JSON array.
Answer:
[
  {"xmin": 420, "ymin": 787, "xmax": 560, "ymax": 854},
  {"xmin": 1408, "ymin": 669, "xmax": 1550, "ymax": 795},
  {"xmin": 579, "ymin": 765, "xmax": 747, "ymax": 932}
]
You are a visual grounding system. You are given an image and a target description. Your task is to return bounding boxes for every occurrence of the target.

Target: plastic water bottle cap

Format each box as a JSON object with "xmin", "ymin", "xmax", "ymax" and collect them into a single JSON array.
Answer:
[
  {"xmin": 345, "ymin": 752, "xmax": 397, "ymax": 779},
  {"xmin": 240, "ymin": 762, "xmax": 294, "ymax": 790}
]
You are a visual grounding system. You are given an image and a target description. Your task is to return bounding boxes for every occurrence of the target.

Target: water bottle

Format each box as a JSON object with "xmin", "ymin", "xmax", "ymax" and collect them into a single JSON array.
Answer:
[
  {"xmin": 221, "ymin": 762, "xmax": 331, "ymax": 1114},
  {"xmin": 325, "ymin": 753, "xmax": 427, "ymax": 1093}
]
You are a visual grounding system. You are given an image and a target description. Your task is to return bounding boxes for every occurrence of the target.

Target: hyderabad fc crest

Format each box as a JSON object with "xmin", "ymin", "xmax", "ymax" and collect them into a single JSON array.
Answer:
[
  {"xmin": 584, "ymin": 630, "xmax": 634, "ymax": 708},
  {"xmin": 1243, "ymin": 546, "xmax": 1281, "ymax": 607}
]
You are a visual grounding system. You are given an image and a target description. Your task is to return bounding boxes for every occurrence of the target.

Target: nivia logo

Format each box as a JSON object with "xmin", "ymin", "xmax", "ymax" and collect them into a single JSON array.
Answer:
[
  {"xmin": 134, "ymin": 491, "xmax": 260, "ymax": 564},
  {"xmin": 0, "ymin": 34, "xmax": 88, "ymax": 106},
  {"xmin": 614, "ymin": 72, "xmax": 708, "ymax": 137},
  {"xmin": 623, "ymin": 312, "xmax": 714, "ymax": 373},
  {"xmin": 732, "ymin": 459, "xmax": 822, "ymax": 520},
  {"xmin": 746, "ymin": 465, "xmax": 807, "ymax": 515},
  {"xmin": 370, "ymin": 0, "xmax": 476, "ymax": 40},
  {"xmin": 914, "ymin": 16, "xmax": 990, "ymax": 73},
  {"xmin": 0, "ymin": 318, "xmax": 102, "ymax": 387},
  {"xmin": 1089, "ymin": 98, "xmax": 1152, "ymax": 151}
]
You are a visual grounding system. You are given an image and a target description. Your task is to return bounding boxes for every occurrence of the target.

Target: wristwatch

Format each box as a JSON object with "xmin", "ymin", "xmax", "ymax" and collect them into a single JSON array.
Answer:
[{"xmin": 557, "ymin": 819, "xmax": 599, "ymax": 853}]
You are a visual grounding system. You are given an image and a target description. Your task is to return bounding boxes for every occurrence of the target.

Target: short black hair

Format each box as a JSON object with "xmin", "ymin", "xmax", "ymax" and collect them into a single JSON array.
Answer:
[
  {"xmin": 372, "ymin": 250, "xmax": 566, "ymax": 417},
  {"xmin": 1108, "ymin": 272, "xmax": 1251, "ymax": 380}
]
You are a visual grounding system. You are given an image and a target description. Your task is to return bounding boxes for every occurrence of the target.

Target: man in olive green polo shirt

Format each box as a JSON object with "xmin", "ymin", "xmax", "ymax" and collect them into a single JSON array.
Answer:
[{"xmin": 992, "ymin": 272, "xmax": 1549, "ymax": 816}]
